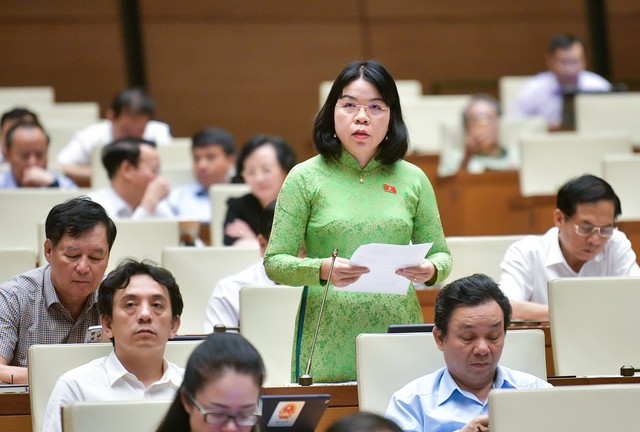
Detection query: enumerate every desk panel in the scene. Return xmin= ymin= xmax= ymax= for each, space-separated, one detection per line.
xmin=263 ymin=385 xmax=358 ymax=432
xmin=7 ymin=375 xmax=640 ymax=432
xmin=435 ymin=171 xmax=525 ymax=236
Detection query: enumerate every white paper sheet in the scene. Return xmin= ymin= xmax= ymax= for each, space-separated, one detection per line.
xmin=340 ymin=242 xmax=432 ymax=295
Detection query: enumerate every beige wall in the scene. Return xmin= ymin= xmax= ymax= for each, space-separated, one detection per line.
xmin=1 ymin=0 xmax=639 ymax=161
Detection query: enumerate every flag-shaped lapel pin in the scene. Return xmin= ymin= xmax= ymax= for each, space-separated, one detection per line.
xmin=383 ymin=184 xmax=397 ymax=194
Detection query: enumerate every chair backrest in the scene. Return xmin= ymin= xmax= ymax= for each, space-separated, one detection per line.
xmin=62 ymin=400 xmax=172 ymax=432
xmin=404 ymin=95 xmax=472 ymax=154
xmin=0 ymin=247 xmax=36 ymax=283
xmin=576 ymin=92 xmax=640 ymax=146
xmin=498 ymin=75 xmax=532 ymax=116
xmin=498 ymin=116 xmax=547 ymax=151
xmin=47 ymin=123 xmax=83 ymax=171
xmin=549 ymin=276 xmax=640 ymax=376
xmin=490 ymin=384 xmax=640 ymax=431
xmin=36 ymin=102 xmax=101 ymax=130
xmin=105 ymin=219 xmax=181 ymax=272
xmin=518 ymin=131 xmax=632 ymax=196
xmin=209 ymin=183 xmax=251 ymax=246
xmin=156 ymin=140 xmax=192 ymax=168
xmin=0 ymin=86 xmax=55 ymax=105
xmin=443 ymin=235 xmax=524 ymax=284
xmin=38 ymin=218 xmax=180 ymax=271
xmin=602 ymin=153 xmax=640 ymax=221
xmin=161 ymin=246 xmax=261 ymax=335
xmin=319 ymin=79 xmax=423 ymax=109
xmin=356 ymin=329 xmax=546 ymax=415
xmin=239 ymin=285 xmax=304 ymax=387
xmin=0 ymin=189 xmax=88 ymax=252
xmin=28 ymin=340 xmax=201 ymax=432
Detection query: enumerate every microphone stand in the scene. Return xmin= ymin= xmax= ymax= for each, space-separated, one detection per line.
xmin=213 ymin=324 xmax=240 ymax=333
xmin=299 ymin=248 xmax=338 ymax=386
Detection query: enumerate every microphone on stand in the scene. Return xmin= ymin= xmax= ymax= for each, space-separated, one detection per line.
xmin=213 ymin=324 xmax=240 ymax=333
xmin=620 ymin=365 xmax=640 ymax=376
xmin=299 ymin=248 xmax=338 ymax=386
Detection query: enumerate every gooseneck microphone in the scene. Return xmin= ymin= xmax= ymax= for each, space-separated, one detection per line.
xmin=213 ymin=324 xmax=240 ymax=333
xmin=299 ymin=248 xmax=339 ymax=386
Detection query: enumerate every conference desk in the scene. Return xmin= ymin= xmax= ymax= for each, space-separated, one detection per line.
xmin=436 ymin=170 xmax=526 ymax=236
xmin=0 ymin=392 xmax=29 ymax=432
xmin=6 ymin=374 xmax=640 ymax=432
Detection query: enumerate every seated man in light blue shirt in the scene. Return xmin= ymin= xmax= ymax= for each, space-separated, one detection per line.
xmin=509 ymin=33 xmax=611 ymax=130
xmin=168 ymin=127 xmax=236 ymax=223
xmin=0 ymin=121 xmax=76 ymax=189
xmin=385 ymin=274 xmax=550 ymax=432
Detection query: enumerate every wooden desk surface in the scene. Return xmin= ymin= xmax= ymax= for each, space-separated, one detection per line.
xmin=7 ymin=374 xmax=640 ymax=432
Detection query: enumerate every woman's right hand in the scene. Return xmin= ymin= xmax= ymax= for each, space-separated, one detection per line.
xmin=320 ymin=257 xmax=369 ymax=287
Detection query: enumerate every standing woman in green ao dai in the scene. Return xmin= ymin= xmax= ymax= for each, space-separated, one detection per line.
xmin=264 ymin=60 xmax=452 ymax=383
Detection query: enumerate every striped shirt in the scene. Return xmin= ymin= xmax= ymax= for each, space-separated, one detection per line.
xmin=0 ymin=265 xmax=99 ymax=367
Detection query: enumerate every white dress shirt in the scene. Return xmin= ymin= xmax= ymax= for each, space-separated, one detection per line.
xmin=499 ymin=227 xmax=640 ymax=304
xmin=43 ymin=350 xmax=184 ymax=432
xmin=204 ymin=261 xmax=275 ymax=333
xmin=89 ymin=186 xmax=174 ymax=219
xmin=56 ymin=120 xmax=172 ymax=166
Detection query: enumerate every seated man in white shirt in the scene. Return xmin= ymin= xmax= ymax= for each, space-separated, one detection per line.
xmin=56 ymin=88 xmax=172 ymax=185
xmin=0 ymin=121 xmax=76 ymax=189
xmin=168 ymin=126 xmax=236 ymax=223
xmin=204 ymin=201 xmax=305 ymax=332
xmin=89 ymin=137 xmax=174 ymax=219
xmin=385 ymin=274 xmax=551 ymax=432
xmin=499 ymin=174 xmax=640 ymax=321
xmin=43 ymin=259 xmax=184 ymax=432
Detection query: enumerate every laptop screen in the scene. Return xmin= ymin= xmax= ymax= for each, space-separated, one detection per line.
xmin=260 ymin=394 xmax=330 ymax=432
xmin=387 ymin=323 xmax=434 ymax=333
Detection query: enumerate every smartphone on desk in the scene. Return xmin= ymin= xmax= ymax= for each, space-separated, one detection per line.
xmin=84 ymin=325 xmax=106 ymax=343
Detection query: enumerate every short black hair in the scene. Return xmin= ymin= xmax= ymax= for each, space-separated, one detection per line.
xmin=101 ymin=136 xmax=157 ymax=179
xmin=327 ymin=412 xmax=402 ymax=432
xmin=232 ymin=134 xmax=296 ymax=183
xmin=97 ymin=258 xmax=183 ymax=319
xmin=434 ymin=274 xmax=512 ymax=337
xmin=313 ymin=59 xmax=409 ymax=165
xmin=191 ymin=127 xmax=236 ymax=155
xmin=45 ymin=196 xmax=117 ymax=249
xmin=5 ymin=120 xmax=50 ymax=151
xmin=548 ymin=33 xmax=583 ymax=53
xmin=557 ymin=174 xmax=621 ymax=219
xmin=111 ymin=88 xmax=155 ymax=118
xmin=1 ymin=107 xmax=39 ymax=130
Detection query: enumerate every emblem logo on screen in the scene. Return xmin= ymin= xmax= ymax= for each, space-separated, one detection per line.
xmin=267 ymin=401 xmax=306 ymax=427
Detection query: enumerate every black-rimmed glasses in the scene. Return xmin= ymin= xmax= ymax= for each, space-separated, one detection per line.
xmin=187 ymin=393 xmax=261 ymax=426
